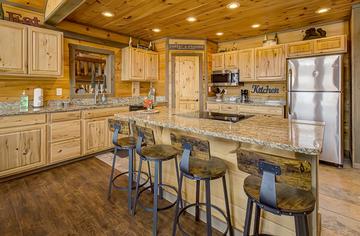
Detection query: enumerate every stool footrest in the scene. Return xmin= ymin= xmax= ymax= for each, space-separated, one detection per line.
xmin=137 ymin=184 xmax=178 ymax=212
xmin=112 ymin=171 xmax=150 ymax=191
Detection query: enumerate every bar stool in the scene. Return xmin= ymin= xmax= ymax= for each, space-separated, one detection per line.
xmin=107 ymin=119 xmax=152 ymax=213
xmin=132 ymin=125 xmax=181 ymax=236
xmin=171 ymin=133 xmax=233 ymax=236
xmin=242 ymin=161 xmax=315 ymax=236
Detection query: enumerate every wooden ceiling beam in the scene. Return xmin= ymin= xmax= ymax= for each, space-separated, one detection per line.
xmin=45 ymin=0 xmax=86 ymax=25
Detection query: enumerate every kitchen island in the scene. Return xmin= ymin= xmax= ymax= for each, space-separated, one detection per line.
xmin=113 ymin=107 xmax=324 ymax=236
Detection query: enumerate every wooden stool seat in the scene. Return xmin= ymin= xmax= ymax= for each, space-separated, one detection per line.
xmin=186 ymin=156 xmax=227 ymax=180
xmin=244 ymin=175 xmax=315 ymax=215
xmin=116 ymin=137 xmax=137 ymax=149
xmin=140 ymin=144 xmax=179 ymax=161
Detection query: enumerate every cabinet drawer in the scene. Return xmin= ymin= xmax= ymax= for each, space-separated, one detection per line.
xmin=314 ymin=35 xmax=347 ymax=54
xmin=0 ymin=114 xmax=46 ymax=129
xmin=238 ymin=105 xmax=284 ymax=116
xmin=220 ymin=104 xmax=238 ymax=114
xmin=206 ymin=103 xmax=220 ymax=112
xmin=50 ymin=120 xmax=80 ymax=142
xmin=50 ymin=139 xmax=81 ymax=164
xmin=286 ymin=41 xmax=314 ymax=58
xmin=49 ymin=111 xmax=81 ymax=122
xmin=82 ymin=107 xmax=129 ymax=119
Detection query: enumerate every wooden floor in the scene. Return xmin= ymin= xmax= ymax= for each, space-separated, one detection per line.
xmin=0 ymin=157 xmax=222 ymax=236
xmin=1 ymin=156 xmax=360 ymax=236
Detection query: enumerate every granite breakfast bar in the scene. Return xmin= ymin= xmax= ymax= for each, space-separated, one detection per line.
xmin=112 ymin=107 xmax=325 ymax=236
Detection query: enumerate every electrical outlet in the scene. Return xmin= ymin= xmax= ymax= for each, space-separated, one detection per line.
xmin=56 ymin=88 xmax=62 ymax=96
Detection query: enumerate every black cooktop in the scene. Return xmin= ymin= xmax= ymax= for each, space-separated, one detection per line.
xmin=177 ymin=111 xmax=250 ymax=123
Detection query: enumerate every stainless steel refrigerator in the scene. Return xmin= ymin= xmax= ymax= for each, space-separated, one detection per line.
xmin=287 ymin=55 xmax=343 ymax=166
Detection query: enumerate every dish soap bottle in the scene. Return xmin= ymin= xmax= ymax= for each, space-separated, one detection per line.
xmin=20 ymin=90 xmax=29 ymax=112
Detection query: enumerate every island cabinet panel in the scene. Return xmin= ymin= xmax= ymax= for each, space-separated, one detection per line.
xmin=286 ymin=41 xmax=314 ymax=58
xmin=145 ymin=51 xmax=158 ymax=81
xmin=0 ymin=20 xmax=27 ymax=75
xmin=314 ymin=35 xmax=347 ymax=54
xmin=255 ymin=45 xmax=285 ymax=81
xmin=0 ymin=125 xmax=46 ymax=178
xmin=212 ymin=53 xmax=224 ymax=71
xmin=206 ymin=103 xmax=221 ymax=112
xmin=220 ymin=104 xmax=238 ymax=113
xmin=224 ymin=51 xmax=238 ymax=70
xmin=238 ymin=49 xmax=255 ymax=81
xmin=28 ymin=27 xmax=63 ymax=77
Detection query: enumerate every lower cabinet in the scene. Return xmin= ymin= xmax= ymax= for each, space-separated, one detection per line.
xmin=50 ymin=139 xmax=81 ymax=163
xmin=82 ymin=118 xmax=108 ymax=155
xmin=206 ymin=102 xmax=285 ymax=117
xmin=0 ymin=125 xmax=46 ymax=177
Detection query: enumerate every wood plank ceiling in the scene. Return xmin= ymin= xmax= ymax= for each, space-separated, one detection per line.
xmin=67 ymin=0 xmax=359 ymax=42
xmin=4 ymin=0 xmax=47 ymax=13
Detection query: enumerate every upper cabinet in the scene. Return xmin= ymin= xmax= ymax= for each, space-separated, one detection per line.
xmin=286 ymin=41 xmax=314 ymax=58
xmin=0 ymin=20 xmax=27 ymax=75
xmin=0 ymin=20 xmax=63 ymax=77
xmin=28 ymin=27 xmax=63 ymax=77
xmin=212 ymin=53 xmax=224 ymax=71
xmin=314 ymin=35 xmax=347 ymax=54
xmin=122 ymin=47 xmax=159 ymax=81
xmin=238 ymin=49 xmax=255 ymax=81
xmin=224 ymin=51 xmax=238 ymax=70
xmin=255 ymin=45 xmax=285 ymax=81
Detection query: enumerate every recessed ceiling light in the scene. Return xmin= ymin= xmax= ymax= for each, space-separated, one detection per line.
xmin=102 ymin=11 xmax=114 ymax=17
xmin=251 ymin=23 xmax=261 ymax=28
xmin=316 ymin=8 xmax=330 ymax=14
xmin=186 ymin=16 xmax=197 ymax=22
xmin=226 ymin=2 xmax=240 ymax=9
xmin=152 ymin=28 xmax=161 ymax=33
xmin=216 ymin=32 xmax=224 ymax=36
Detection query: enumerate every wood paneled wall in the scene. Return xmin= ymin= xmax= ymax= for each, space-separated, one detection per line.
xmin=153 ymin=38 xmax=167 ymax=97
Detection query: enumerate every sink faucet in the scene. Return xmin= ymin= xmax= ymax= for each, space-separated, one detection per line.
xmin=94 ymin=90 xmax=99 ymax=104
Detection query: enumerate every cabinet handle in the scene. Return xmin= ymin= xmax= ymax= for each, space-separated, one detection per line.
xmin=58 ymin=149 xmax=63 ymax=153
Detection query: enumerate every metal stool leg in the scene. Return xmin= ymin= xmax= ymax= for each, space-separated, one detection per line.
xmin=253 ymin=205 xmax=261 ymax=236
xmin=174 ymin=157 xmax=183 ymax=208
xmin=127 ymin=148 xmax=134 ymax=212
xmin=172 ymin=172 xmax=184 ymax=236
xmin=243 ymin=198 xmax=253 ymax=236
xmin=195 ymin=180 xmax=200 ymax=221
xmin=159 ymin=161 xmax=163 ymax=199
xmin=107 ymin=147 xmax=118 ymax=199
xmin=152 ymin=160 xmax=160 ymax=236
xmin=205 ymin=179 xmax=212 ymax=236
xmin=295 ymin=215 xmax=309 ymax=236
xmin=147 ymin=160 xmax=153 ymax=192
xmin=132 ymin=157 xmax=143 ymax=216
xmin=222 ymin=176 xmax=233 ymax=236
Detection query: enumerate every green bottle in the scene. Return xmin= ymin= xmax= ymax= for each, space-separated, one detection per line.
xmin=20 ymin=90 xmax=29 ymax=112
xmin=0 ymin=3 xmax=4 ymax=20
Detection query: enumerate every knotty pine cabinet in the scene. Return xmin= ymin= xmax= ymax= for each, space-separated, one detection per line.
xmin=212 ymin=53 xmax=224 ymax=71
xmin=238 ymin=49 xmax=255 ymax=81
xmin=206 ymin=102 xmax=285 ymax=117
xmin=0 ymin=124 xmax=46 ymax=178
xmin=0 ymin=20 xmax=27 ymax=75
xmin=224 ymin=51 xmax=238 ymax=70
xmin=286 ymin=41 xmax=314 ymax=58
xmin=0 ymin=20 xmax=63 ymax=77
xmin=122 ymin=47 xmax=159 ymax=81
xmin=255 ymin=45 xmax=285 ymax=81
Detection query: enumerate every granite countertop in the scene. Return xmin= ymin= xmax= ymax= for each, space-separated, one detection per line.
xmin=114 ymin=108 xmax=324 ymax=155
xmin=207 ymin=97 xmax=286 ymax=107
xmin=0 ymin=97 xmax=167 ymax=117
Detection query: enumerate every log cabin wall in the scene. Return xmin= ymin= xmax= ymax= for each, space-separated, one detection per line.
xmin=218 ymin=21 xmax=351 ymax=156
xmin=0 ymin=4 xmax=156 ymax=102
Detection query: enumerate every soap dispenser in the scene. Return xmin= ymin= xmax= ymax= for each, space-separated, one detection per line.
xmin=20 ymin=90 xmax=29 ymax=112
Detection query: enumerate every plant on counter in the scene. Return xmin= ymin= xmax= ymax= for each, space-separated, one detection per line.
xmin=144 ymin=97 xmax=154 ymax=110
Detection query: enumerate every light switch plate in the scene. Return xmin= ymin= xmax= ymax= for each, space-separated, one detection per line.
xmin=56 ymin=88 xmax=62 ymax=96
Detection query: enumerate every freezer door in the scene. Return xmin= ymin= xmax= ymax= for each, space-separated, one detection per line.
xmin=288 ymin=55 xmax=342 ymax=92
xmin=288 ymin=91 xmax=343 ymax=165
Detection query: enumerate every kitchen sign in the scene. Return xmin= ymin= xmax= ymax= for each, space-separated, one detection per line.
xmin=168 ymin=44 xmax=205 ymax=50
xmin=251 ymin=85 xmax=280 ymax=94
xmin=5 ymin=11 xmax=41 ymax=26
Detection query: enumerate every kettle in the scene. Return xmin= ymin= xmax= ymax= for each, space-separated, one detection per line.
xmin=33 ymin=88 xmax=43 ymax=107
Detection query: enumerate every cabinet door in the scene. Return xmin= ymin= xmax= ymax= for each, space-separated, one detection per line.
xmin=224 ymin=51 xmax=239 ymax=69
xmin=286 ymin=41 xmax=314 ymax=58
xmin=212 ymin=53 xmax=224 ymax=71
xmin=145 ymin=52 xmax=158 ymax=81
xmin=131 ymin=48 xmax=145 ymax=80
xmin=0 ymin=20 xmax=27 ymax=75
xmin=255 ymin=45 xmax=285 ymax=81
xmin=238 ymin=49 xmax=255 ymax=81
xmin=314 ymin=35 xmax=347 ymax=54
xmin=83 ymin=118 xmax=107 ymax=154
xmin=28 ymin=27 xmax=63 ymax=76
xmin=0 ymin=125 xmax=46 ymax=177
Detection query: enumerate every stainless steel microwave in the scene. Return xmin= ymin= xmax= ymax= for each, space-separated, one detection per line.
xmin=210 ymin=69 xmax=239 ymax=86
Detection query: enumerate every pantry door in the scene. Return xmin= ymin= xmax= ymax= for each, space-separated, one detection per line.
xmin=174 ymin=56 xmax=201 ymax=112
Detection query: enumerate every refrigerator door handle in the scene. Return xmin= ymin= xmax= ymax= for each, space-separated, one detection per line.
xmin=288 ymin=69 xmax=292 ymax=115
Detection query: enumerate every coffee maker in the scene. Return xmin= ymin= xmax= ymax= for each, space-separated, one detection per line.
xmin=240 ymin=89 xmax=249 ymax=103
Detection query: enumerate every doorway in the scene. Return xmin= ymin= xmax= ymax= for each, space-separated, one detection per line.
xmin=171 ymin=54 xmax=203 ymax=112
